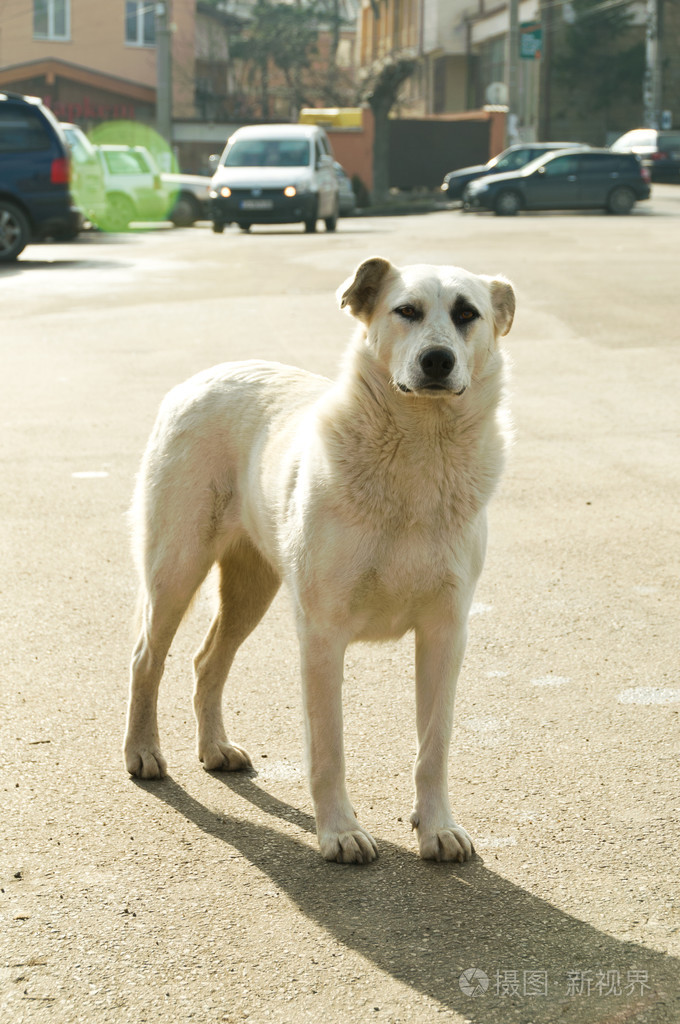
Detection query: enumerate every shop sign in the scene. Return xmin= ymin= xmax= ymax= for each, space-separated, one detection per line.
xmin=520 ymin=23 xmax=542 ymax=60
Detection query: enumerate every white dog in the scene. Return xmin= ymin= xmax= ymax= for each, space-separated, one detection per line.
xmin=124 ymin=257 xmax=515 ymax=864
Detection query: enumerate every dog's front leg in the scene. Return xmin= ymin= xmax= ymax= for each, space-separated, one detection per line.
xmin=410 ymin=620 xmax=475 ymax=862
xmin=299 ymin=629 xmax=378 ymax=864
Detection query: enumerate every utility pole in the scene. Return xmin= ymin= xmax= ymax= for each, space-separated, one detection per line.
xmin=538 ymin=0 xmax=552 ymax=140
xmin=155 ymin=2 xmax=173 ymax=147
xmin=643 ymin=0 xmax=662 ymax=128
xmin=507 ymin=0 xmax=520 ymax=145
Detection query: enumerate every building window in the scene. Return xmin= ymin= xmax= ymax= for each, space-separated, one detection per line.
xmin=478 ymin=36 xmax=506 ymax=98
xmin=33 ymin=0 xmax=70 ymax=41
xmin=125 ymin=1 xmax=156 ymax=47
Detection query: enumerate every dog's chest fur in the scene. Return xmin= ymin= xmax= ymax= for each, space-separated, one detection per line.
xmin=299 ymin=376 xmax=505 ymax=639
xmin=350 ymin=442 xmax=491 ymax=634
xmin=320 ymin=370 xmax=505 ymax=533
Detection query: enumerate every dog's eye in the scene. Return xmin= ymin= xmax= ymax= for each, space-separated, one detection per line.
xmin=395 ymin=305 xmax=420 ymax=321
xmin=453 ymin=307 xmax=479 ymax=325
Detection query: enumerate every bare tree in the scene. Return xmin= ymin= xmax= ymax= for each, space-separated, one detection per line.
xmin=359 ymin=54 xmax=416 ymax=203
xmin=230 ymin=0 xmax=319 ymax=119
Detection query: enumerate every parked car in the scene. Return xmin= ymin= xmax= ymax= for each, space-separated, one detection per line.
xmin=210 ymin=123 xmax=340 ymax=233
xmin=610 ymin=128 xmax=680 ymax=183
xmin=463 ymin=148 xmax=650 ymax=216
xmin=162 ymin=171 xmax=212 ymax=226
xmin=440 ymin=142 xmax=584 ymax=201
xmin=97 ymin=144 xmax=167 ymax=229
xmin=60 ymin=122 xmax=107 ymax=227
xmin=0 ymin=91 xmax=80 ymax=261
xmin=96 ymin=144 xmax=212 ymax=230
xmin=333 ymin=161 xmax=356 ymax=216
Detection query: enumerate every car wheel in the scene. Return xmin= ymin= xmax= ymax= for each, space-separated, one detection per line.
xmin=494 ymin=190 xmax=521 ymax=216
xmin=325 ymin=200 xmax=339 ymax=233
xmin=238 ymin=223 xmax=251 ymax=233
xmin=607 ymin=187 xmax=635 ymax=215
xmin=170 ymin=193 xmax=200 ymax=227
xmin=212 ymin=221 xmax=225 ymax=234
xmin=0 ymin=200 xmax=30 ymax=262
xmin=102 ymin=194 xmax=135 ymax=232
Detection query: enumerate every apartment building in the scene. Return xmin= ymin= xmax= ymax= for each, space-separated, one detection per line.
xmin=0 ymin=1 xmax=361 ymax=138
xmin=358 ymin=0 xmax=542 ymax=138
xmin=468 ymin=0 xmax=540 ymax=139
xmin=0 ymin=1 xmax=201 ymax=125
xmin=358 ymin=0 xmax=480 ymax=116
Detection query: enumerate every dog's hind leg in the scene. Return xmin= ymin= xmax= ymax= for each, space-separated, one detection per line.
xmin=124 ymin=552 xmax=214 ymax=780
xmin=193 ymin=536 xmax=280 ymax=771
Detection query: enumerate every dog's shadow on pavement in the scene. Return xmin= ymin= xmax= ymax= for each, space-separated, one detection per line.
xmin=135 ymin=773 xmax=679 ymax=1023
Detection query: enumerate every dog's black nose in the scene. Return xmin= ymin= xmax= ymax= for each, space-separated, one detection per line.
xmin=419 ymin=347 xmax=455 ymax=381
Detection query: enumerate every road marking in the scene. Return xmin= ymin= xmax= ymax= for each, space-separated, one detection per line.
xmin=71 ymin=471 xmax=109 ymax=479
xmin=257 ymin=760 xmax=302 ymax=781
xmin=470 ymin=602 xmax=493 ymax=616
xmin=532 ymin=675 xmax=570 ymax=687
xmin=618 ymin=687 xmax=680 ymax=705
xmin=476 ymin=835 xmax=517 ymax=849
xmin=462 ymin=715 xmax=505 ymax=746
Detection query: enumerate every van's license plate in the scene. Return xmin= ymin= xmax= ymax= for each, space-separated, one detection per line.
xmin=241 ymin=199 xmax=273 ymax=210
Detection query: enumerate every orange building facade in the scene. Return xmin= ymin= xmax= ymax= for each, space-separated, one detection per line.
xmin=0 ymin=0 xmax=197 ymax=125
xmin=359 ymin=0 xmax=420 ymax=61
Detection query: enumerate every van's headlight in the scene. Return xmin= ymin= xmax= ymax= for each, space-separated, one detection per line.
xmin=209 ymin=189 xmax=218 ymax=198
xmin=283 ymin=185 xmax=297 ymax=198
xmin=219 ymin=186 xmax=232 ymax=198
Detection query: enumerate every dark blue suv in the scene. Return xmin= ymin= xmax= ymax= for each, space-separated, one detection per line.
xmin=0 ymin=92 xmax=81 ymax=261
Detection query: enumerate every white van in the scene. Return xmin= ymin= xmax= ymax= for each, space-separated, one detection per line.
xmin=209 ymin=123 xmax=340 ymax=233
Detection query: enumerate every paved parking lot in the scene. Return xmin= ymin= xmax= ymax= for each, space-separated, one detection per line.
xmin=1 ymin=187 xmax=679 ymax=1023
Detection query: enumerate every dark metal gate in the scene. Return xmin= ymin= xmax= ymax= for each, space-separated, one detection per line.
xmin=388 ymin=119 xmax=491 ymax=190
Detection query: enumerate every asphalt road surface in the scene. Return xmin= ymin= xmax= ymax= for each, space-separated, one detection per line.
xmin=2 ymin=189 xmax=679 ymax=1024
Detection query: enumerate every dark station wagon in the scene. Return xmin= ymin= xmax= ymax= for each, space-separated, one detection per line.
xmin=463 ymin=148 xmax=651 ymax=216
xmin=440 ymin=142 xmax=582 ymax=201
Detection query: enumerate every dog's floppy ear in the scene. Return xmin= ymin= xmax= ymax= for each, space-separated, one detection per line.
xmin=338 ymin=257 xmax=394 ymax=323
xmin=488 ymin=276 xmax=515 ymax=337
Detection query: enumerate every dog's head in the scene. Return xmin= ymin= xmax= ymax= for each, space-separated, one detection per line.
xmin=338 ymin=257 xmax=514 ymax=399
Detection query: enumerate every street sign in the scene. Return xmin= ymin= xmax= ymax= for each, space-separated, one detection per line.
xmin=520 ymin=22 xmax=542 ymax=60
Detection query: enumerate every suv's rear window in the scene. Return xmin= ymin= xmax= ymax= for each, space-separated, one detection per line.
xmin=0 ymin=106 xmax=51 ymax=152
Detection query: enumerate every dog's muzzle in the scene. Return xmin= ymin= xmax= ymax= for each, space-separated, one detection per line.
xmin=397 ymin=347 xmax=466 ymax=396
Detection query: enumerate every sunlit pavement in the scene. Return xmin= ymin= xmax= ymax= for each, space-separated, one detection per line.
xmin=1 ymin=193 xmax=679 ymax=1024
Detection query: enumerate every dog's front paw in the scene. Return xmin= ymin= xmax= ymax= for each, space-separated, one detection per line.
xmin=124 ymin=743 xmax=168 ymax=780
xmin=319 ymin=826 xmax=378 ymax=865
xmin=410 ymin=813 xmax=474 ymax=863
xmin=199 ymin=740 xmax=252 ymax=772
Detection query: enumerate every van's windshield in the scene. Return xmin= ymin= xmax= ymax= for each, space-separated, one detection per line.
xmin=224 ymin=139 xmax=311 ymax=168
